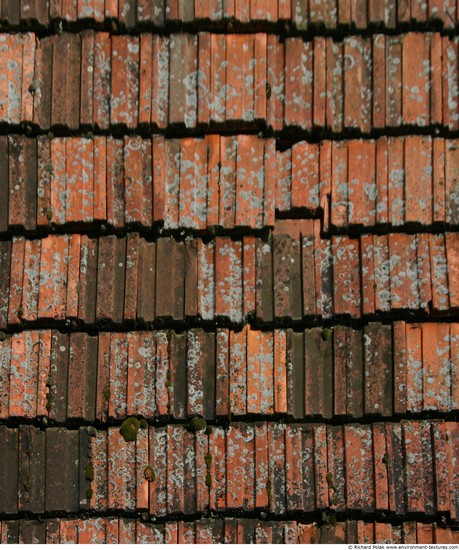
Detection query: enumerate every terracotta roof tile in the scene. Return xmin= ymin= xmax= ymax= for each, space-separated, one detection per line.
xmin=2 ymin=32 xmax=459 ymax=131
xmin=0 ymin=516 xmax=457 ymax=543
xmin=1 ymin=322 xmax=457 ymax=426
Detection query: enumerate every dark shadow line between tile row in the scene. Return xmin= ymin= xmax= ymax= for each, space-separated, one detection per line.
xmin=0 ymin=18 xmax=458 ymax=39
xmin=2 ymin=310 xmax=459 ymax=336
xmin=1 ymin=121 xmax=459 ymax=142
xmin=1 ymin=410 xmax=458 ymax=433
xmin=0 ymin=503 xmax=457 ymax=530
xmin=0 ymin=220 xmax=458 ymax=242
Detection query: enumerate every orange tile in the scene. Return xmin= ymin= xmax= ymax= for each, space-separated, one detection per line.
xmin=229 ymin=327 xmax=247 ymax=416
xmin=93 ymin=32 xmax=111 ymax=130
xmin=403 ymin=421 xmax=425 ymax=513
xmin=225 ymin=424 xmax=245 ymax=510
xmin=8 ymin=237 xmax=24 ymax=325
xmin=226 ymin=35 xmax=254 ymax=122
xmin=312 ymin=425 xmax=329 ymax=510
xmin=110 ymin=35 xmax=139 ymax=127
xmin=21 ymin=239 xmax=40 ymax=322
xmin=442 ymin=37 xmax=459 ymax=130
xmin=208 ymin=34 xmax=226 ymax=124
xmin=108 ymin=333 xmax=128 ymax=419
xmin=393 ymin=321 xmax=407 ymax=415
xmin=385 ymin=36 xmax=402 ymax=127
xmin=209 ymin=427 xmax=226 ymax=511
xmin=372 ymin=35 xmax=386 ymax=128
xmin=285 ymin=425 xmax=304 ymax=512
xmin=126 ymin=332 xmax=155 ymax=418
xmin=78 ymin=519 xmax=106 ymax=544
xmin=215 ymin=238 xmax=242 ymax=321
xmin=372 ymin=424 xmax=389 ymax=511
xmin=138 ymin=33 xmax=152 ymax=125
xmin=432 ymin=422 xmax=451 ymax=514
xmin=291 ymin=142 xmax=319 ymax=211
xmin=179 ymin=138 xmax=208 ymax=230
xmin=66 ymin=138 xmax=94 ymax=224
xmin=135 ymin=426 xmax=149 ymax=511
xmin=266 ymin=35 xmax=284 ymax=131
xmin=80 ymin=31 xmax=94 ymax=126
xmin=285 ymin=38 xmax=312 ymax=129
xmin=167 ymin=425 xmax=185 ymax=514
xmin=429 ymin=234 xmax=449 ymax=311
xmin=330 ymin=141 xmax=348 ymax=229
xmin=332 ymin=236 xmax=361 ymax=317
xmin=108 ymin=427 xmax=136 ymax=511
xmin=344 ymin=425 xmax=374 ymax=512
xmin=254 ymin=33 xmax=267 ymax=121
xmin=402 ymin=33 xmax=430 ymax=126
xmin=169 ymin=34 xmax=197 ymax=127
xmin=148 ymin=426 xmax=167 ymax=517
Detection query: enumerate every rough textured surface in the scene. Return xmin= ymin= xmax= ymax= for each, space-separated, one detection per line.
xmin=0 ymin=0 xmax=458 ymax=543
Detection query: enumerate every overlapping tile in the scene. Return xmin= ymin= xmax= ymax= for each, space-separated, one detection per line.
xmin=0 ymin=323 xmax=457 ymax=423
xmin=1 ymin=135 xmax=458 ymax=235
xmin=0 ymin=421 xmax=458 ymax=518
xmin=1 ymin=0 xmax=458 ymax=29
xmin=0 ymin=32 xmax=458 ymax=131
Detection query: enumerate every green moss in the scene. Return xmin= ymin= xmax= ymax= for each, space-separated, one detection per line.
xmin=205 ymin=425 xmax=213 ymax=436
xmin=144 ymin=465 xmax=156 ymax=482
xmin=45 ymin=393 xmax=53 ymax=412
xmin=120 ymin=417 xmax=140 ymax=442
xmin=205 ymin=453 xmax=213 ymax=468
xmin=139 ymin=419 xmax=148 ymax=430
xmin=382 ymin=453 xmax=389 ymax=465
xmin=205 ymin=473 xmax=212 ymax=487
xmin=17 ymin=306 xmax=24 ymax=319
xmin=87 ymin=426 xmax=97 ymax=437
xmin=227 ymin=397 xmax=232 ymax=423
xmin=166 ymin=330 xmax=173 ymax=344
xmin=103 ymin=387 xmax=111 ymax=401
xmin=266 ymin=478 xmax=272 ymax=501
xmin=190 ymin=416 xmax=207 ymax=432
xmin=23 ymin=471 xmax=32 ymax=492
xmin=266 ymin=82 xmax=271 ymax=99
xmin=321 ymin=328 xmax=332 ymax=341
xmin=86 ymin=487 xmax=93 ymax=500
xmin=326 ymin=472 xmax=335 ymax=490
xmin=322 ymin=510 xmax=337 ymax=527
xmin=46 ymin=208 xmax=53 ymax=222
xmin=165 ymin=380 xmax=171 ymax=388
xmin=0 ymin=331 xmax=5 ymax=342
xmin=86 ymin=463 xmax=94 ymax=482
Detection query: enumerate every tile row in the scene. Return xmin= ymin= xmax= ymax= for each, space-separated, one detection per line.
xmin=0 ymin=421 xmax=457 ymax=517
xmin=0 ymin=134 xmax=275 ymax=233
xmin=1 ymin=32 xmax=458 ymax=131
xmin=2 ymin=135 xmax=459 ymax=234
xmin=2 ymin=0 xmax=459 ymax=29
xmin=1 ymin=228 xmax=458 ymax=328
xmin=1 ymin=518 xmax=458 ymax=545
xmin=1 ymin=323 xmax=458 ymax=423
xmin=278 ymin=136 xmax=459 ymax=230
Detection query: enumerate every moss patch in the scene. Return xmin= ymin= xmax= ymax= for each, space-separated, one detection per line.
xmin=144 ymin=465 xmax=156 ymax=482
xmin=86 ymin=463 xmax=94 ymax=482
xmin=86 ymin=487 xmax=93 ymax=500
xmin=205 ymin=453 xmax=213 ymax=468
xmin=205 ymin=473 xmax=212 ymax=487
xmin=190 ymin=416 xmax=207 ymax=432
xmin=139 ymin=419 xmax=148 ymax=430
xmin=321 ymin=328 xmax=332 ymax=341
xmin=120 ymin=417 xmax=140 ymax=442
